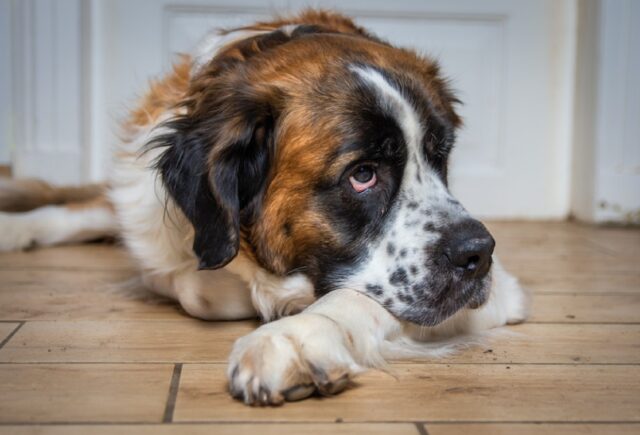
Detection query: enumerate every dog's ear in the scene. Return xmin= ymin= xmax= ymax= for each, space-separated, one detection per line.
xmin=153 ymin=82 xmax=278 ymax=270
xmin=151 ymin=26 xmax=338 ymax=269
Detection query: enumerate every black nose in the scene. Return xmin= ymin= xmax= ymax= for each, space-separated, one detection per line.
xmin=444 ymin=219 xmax=495 ymax=275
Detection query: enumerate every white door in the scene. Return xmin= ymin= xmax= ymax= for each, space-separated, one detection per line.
xmin=88 ymin=0 xmax=576 ymax=219
xmin=8 ymin=0 xmax=577 ymax=219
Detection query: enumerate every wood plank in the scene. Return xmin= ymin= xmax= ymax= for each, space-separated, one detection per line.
xmin=486 ymin=223 xmax=640 ymax=294
xmin=2 ymin=423 xmax=637 ymax=435
xmin=426 ymin=423 xmax=640 ymax=435
xmin=493 ymin=239 xmax=606 ymax=258
xmin=530 ymin=294 xmax=640 ymax=323
xmin=487 ymin=221 xmax=639 ymax=276
xmin=0 ymin=320 xmax=255 ymax=363
xmin=0 ymin=364 xmax=173 ymax=423
xmin=490 ymin=226 xmax=618 ymax=259
xmin=486 ymin=221 xmax=640 ymax=246
xmin=0 ymin=423 xmax=419 ymax=435
xmin=586 ymin=230 xmax=640 ymax=257
xmin=502 ymin=256 xmax=638 ymax=277
xmin=175 ymin=364 xmax=640 ymax=422
xmin=0 ymin=269 xmax=182 ymax=321
xmin=520 ymin=272 xmax=640 ymax=294
xmin=0 ymin=245 xmax=134 ymax=271
xmin=485 ymin=221 xmax=590 ymax=239
xmin=1 ymin=267 xmax=638 ymax=325
xmin=2 ymin=321 xmax=638 ymax=365
xmin=0 ymin=222 xmax=637 ymax=428
xmin=0 ymin=323 xmax=20 ymax=346
xmin=434 ymin=323 xmax=640 ymax=364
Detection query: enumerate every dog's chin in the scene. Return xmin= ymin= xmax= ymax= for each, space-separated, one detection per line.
xmin=397 ymin=273 xmax=492 ymax=327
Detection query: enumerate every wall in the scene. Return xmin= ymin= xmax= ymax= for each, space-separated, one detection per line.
xmin=9 ymin=0 xmax=87 ymax=183
xmin=3 ymin=0 xmax=637 ymax=222
xmin=571 ymin=0 xmax=640 ymax=223
xmin=0 ymin=0 xmax=13 ymax=165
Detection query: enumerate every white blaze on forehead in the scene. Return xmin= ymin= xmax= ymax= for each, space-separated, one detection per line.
xmin=350 ymin=65 xmax=439 ymax=193
xmin=351 ymin=66 xmax=424 ymax=153
xmin=343 ymin=65 xmax=467 ymax=317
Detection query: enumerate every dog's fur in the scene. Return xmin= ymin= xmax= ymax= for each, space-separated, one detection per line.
xmin=0 ymin=10 xmax=528 ymax=405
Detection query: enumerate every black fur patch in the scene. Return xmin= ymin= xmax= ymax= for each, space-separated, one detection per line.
xmin=423 ymin=222 xmax=436 ymax=232
xmin=389 ymin=268 xmax=409 ymax=286
xmin=386 ymin=243 xmax=396 ymax=256
xmin=366 ymin=284 xmax=384 ymax=296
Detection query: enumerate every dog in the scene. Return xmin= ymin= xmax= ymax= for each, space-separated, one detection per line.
xmin=0 ymin=10 xmax=528 ymax=405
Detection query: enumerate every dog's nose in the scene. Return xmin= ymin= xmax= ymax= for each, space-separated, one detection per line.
xmin=444 ymin=219 xmax=495 ymax=275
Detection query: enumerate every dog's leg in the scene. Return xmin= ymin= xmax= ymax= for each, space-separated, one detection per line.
xmin=0 ymin=178 xmax=105 ymax=212
xmin=227 ymin=262 xmax=530 ymax=406
xmin=166 ymin=269 xmax=257 ymax=320
xmin=0 ymin=197 xmax=117 ymax=251
xmin=227 ymin=289 xmax=401 ymax=405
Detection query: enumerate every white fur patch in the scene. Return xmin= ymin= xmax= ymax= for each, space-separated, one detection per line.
xmin=352 ymin=66 xmax=423 ymax=146
xmin=0 ymin=206 xmax=116 ymax=252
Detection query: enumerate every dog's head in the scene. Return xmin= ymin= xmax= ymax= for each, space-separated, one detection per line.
xmin=154 ymin=15 xmax=495 ymax=326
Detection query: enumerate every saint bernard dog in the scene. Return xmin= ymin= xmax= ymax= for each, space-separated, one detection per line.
xmin=0 ymin=10 xmax=528 ymax=405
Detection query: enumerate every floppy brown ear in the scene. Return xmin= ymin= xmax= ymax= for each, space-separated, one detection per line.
xmin=152 ymin=83 xmax=277 ymax=270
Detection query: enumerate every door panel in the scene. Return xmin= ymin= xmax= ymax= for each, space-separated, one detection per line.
xmin=89 ymin=0 xmax=575 ymax=218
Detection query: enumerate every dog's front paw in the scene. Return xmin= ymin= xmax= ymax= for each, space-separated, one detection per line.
xmin=505 ymin=282 xmax=530 ymax=325
xmin=227 ymin=314 xmax=361 ymax=406
xmin=492 ymin=258 xmax=530 ymax=325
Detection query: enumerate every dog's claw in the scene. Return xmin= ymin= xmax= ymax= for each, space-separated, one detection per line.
xmin=258 ymin=386 xmax=270 ymax=405
xmin=318 ymin=373 xmax=350 ymax=395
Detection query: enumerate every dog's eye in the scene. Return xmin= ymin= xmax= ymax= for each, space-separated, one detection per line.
xmin=349 ymin=165 xmax=377 ymax=192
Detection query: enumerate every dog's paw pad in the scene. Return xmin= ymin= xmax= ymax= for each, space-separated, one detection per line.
xmin=282 ymin=383 xmax=315 ymax=401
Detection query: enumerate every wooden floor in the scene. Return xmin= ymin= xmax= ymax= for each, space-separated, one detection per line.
xmin=0 ymin=221 xmax=638 ymax=434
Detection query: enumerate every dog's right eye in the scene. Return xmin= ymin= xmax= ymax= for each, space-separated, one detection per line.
xmin=349 ymin=164 xmax=377 ymax=193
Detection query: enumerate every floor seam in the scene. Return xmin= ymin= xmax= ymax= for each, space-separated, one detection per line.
xmin=0 ymin=321 xmax=25 ymax=350
xmin=415 ymin=421 xmax=430 ymax=435
xmin=0 ymin=420 xmax=638 ymax=426
xmin=0 ymin=362 xmax=638 ymax=366
xmin=162 ymin=363 xmax=183 ymax=423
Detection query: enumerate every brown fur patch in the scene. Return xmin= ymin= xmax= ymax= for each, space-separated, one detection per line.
xmin=0 ymin=178 xmax=106 ymax=212
xmin=64 ymin=195 xmax=114 ymax=213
